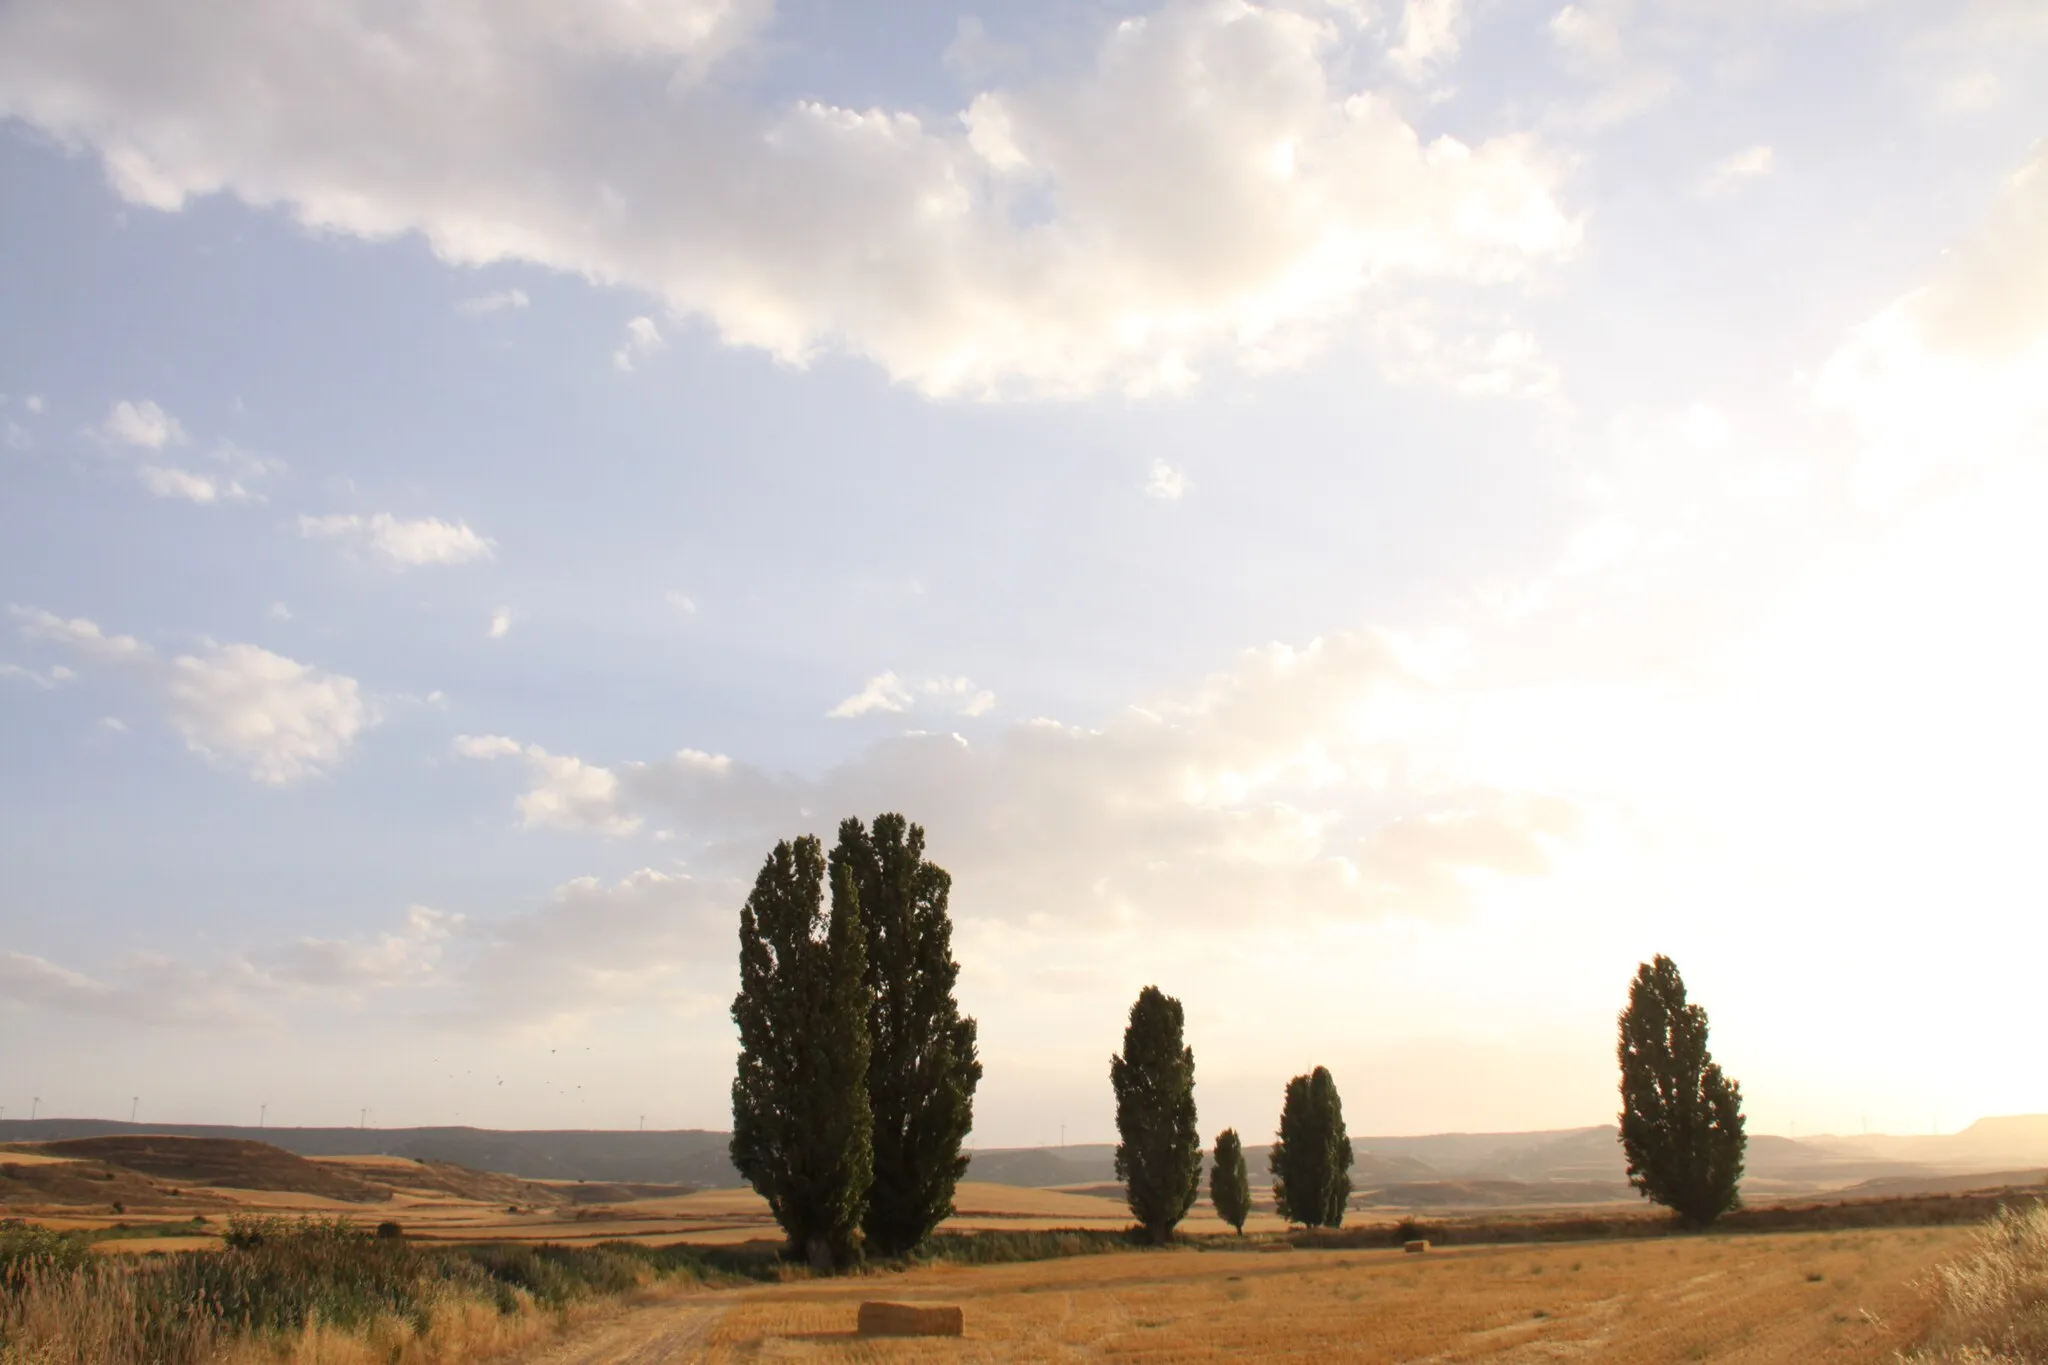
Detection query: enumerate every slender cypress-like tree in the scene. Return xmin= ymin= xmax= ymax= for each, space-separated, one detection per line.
xmin=1110 ymin=986 xmax=1202 ymax=1244
xmin=1269 ymin=1066 xmax=1353 ymax=1228
xmin=1209 ymin=1129 xmax=1250 ymax=1235
xmin=730 ymin=837 xmax=874 ymax=1270
xmin=831 ymin=814 xmax=982 ymax=1256
xmin=1616 ymin=954 xmax=1747 ymax=1229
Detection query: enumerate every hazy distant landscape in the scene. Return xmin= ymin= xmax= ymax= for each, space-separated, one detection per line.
xmin=10 ymin=1113 xmax=2048 ymax=1205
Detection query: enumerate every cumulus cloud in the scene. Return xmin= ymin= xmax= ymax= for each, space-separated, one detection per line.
xmin=138 ymin=464 xmax=252 ymax=503
xmin=99 ymin=398 xmax=183 ymax=449
xmin=1145 ymin=459 xmax=1190 ymax=500
xmin=299 ymin=512 xmax=494 ymax=567
xmin=612 ymin=316 xmax=664 ymax=372
xmin=828 ymin=671 xmax=997 ymax=719
xmin=459 ymin=632 xmax=1579 ymax=931
xmin=0 ymin=949 xmax=263 ymax=1025
xmin=452 ymin=735 xmax=644 ymax=834
xmin=254 ymin=906 xmax=458 ymax=997
xmin=0 ymin=0 xmax=1576 ymax=399
xmin=1388 ymin=0 xmax=1465 ymax=79
xmin=0 ymin=661 xmax=74 ymax=688
xmin=457 ymin=287 xmax=530 ymax=314
xmin=489 ymin=608 xmax=513 ymax=639
xmin=11 ymin=606 xmax=376 ymax=783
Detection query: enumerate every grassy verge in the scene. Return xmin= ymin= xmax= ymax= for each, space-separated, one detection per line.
xmin=0 ymin=1216 xmax=776 ymax=1365
xmin=1901 ymin=1200 xmax=2048 ymax=1363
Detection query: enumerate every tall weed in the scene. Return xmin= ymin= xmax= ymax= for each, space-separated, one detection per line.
xmin=1903 ymin=1201 xmax=2048 ymax=1364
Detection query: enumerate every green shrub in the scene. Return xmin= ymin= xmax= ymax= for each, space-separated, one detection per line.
xmin=0 ymin=1219 xmax=94 ymax=1288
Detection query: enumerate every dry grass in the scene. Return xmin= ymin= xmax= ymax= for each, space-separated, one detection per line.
xmin=1903 ymin=1201 xmax=2048 ymax=1364
xmin=518 ymin=1224 xmax=1969 ymax=1362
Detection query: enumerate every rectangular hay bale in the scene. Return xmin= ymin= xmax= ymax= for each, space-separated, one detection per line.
xmin=1404 ymin=1239 xmax=1431 ymax=1253
xmin=858 ymin=1301 xmax=964 ymax=1337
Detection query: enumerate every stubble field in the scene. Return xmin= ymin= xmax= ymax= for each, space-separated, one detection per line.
xmin=519 ymin=1225 xmax=1971 ymax=1363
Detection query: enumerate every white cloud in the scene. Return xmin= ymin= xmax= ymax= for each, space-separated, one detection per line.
xmin=457 ymin=287 xmax=530 ymax=314
xmin=1388 ymin=0 xmax=1464 ymax=79
xmin=0 ymin=661 xmax=74 ymax=688
xmin=1696 ymin=144 xmax=1774 ymax=198
xmin=465 ymin=632 xmax=1579 ymax=934
xmin=0 ymin=0 xmax=1577 ymax=399
xmin=452 ymin=734 xmax=643 ymax=834
xmin=99 ymin=398 xmax=183 ymax=449
xmin=161 ymin=644 xmax=375 ymax=785
xmin=489 ymin=608 xmax=512 ymax=639
xmin=453 ymin=733 xmax=523 ymax=759
xmin=11 ymin=606 xmax=376 ymax=784
xmin=299 ymin=512 xmax=495 ymax=567
xmin=1145 ymin=458 xmax=1190 ymax=500
xmin=612 ymin=316 xmax=663 ymax=372
xmin=0 ymin=950 xmax=256 ymax=1025
xmin=268 ymin=602 xmax=293 ymax=621
xmin=99 ymin=715 xmax=126 ymax=731
xmin=827 ymin=671 xmax=915 ymax=718
xmin=828 ymin=671 xmax=997 ymax=719
xmin=24 ymin=395 xmax=44 ymax=414
xmin=138 ymin=464 xmax=251 ymax=503
xmin=14 ymin=606 xmax=151 ymax=663
xmin=666 ymin=590 xmax=698 ymax=616
xmin=255 ymin=906 xmax=457 ymax=997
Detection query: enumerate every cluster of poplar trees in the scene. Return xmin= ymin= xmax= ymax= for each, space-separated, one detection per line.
xmin=728 ymin=815 xmax=981 ymax=1269
xmin=731 ymin=814 xmax=1748 ymax=1268
xmin=1107 ymin=985 xmax=1355 ymax=1242
xmin=1107 ymin=954 xmax=1747 ymax=1243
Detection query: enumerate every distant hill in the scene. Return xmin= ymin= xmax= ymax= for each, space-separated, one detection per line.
xmin=8 ymin=1115 xmax=2044 ymax=1191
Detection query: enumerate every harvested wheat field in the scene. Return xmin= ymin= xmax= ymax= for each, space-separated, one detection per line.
xmin=518 ymin=1225 xmax=1971 ymax=1363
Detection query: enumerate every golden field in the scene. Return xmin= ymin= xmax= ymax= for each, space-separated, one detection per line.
xmin=519 ymin=1226 xmax=1975 ymax=1363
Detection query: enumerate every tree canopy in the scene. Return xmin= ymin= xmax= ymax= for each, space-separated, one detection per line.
xmin=1111 ymin=985 xmax=1202 ymax=1244
xmin=1270 ymin=1066 xmax=1352 ymax=1229
xmin=1617 ymin=954 xmax=1747 ymax=1228
xmin=729 ymin=837 xmax=874 ymax=1269
xmin=1209 ymin=1128 xmax=1250 ymax=1235
xmin=831 ymin=814 xmax=982 ymax=1256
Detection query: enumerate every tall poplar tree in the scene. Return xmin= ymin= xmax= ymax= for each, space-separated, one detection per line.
xmin=730 ymin=837 xmax=873 ymax=1270
xmin=1269 ymin=1066 xmax=1352 ymax=1229
xmin=831 ymin=814 xmax=982 ymax=1256
xmin=1110 ymin=985 xmax=1202 ymax=1244
xmin=1616 ymin=954 xmax=1746 ymax=1228
xmin=1209 ymin=1128 xmax=1250 ymax=1235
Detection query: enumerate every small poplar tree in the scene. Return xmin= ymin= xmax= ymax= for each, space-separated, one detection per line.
xmin=1209 ymin=1129 xmax=1250 ymax=1235
xmin=1111 ymin=986 xmax=1202 ymax=1244
xmin=831 ymin=814 xmax=982 ymax=1257
xmin=1269 ymin=1066 xmax=1353 ymax=1229
xmin=730 ymin=837 xmax=873 ymax=1270
xmin=1617 ymin=954 xmax=1747 ymax=1229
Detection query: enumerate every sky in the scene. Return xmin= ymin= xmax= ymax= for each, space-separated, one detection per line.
xmin=1 ymin=0 xmax=2045 ymax=1149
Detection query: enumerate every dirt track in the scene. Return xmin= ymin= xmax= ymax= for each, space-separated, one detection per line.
xmin=518 ymin=1296 xmax=731 ymax=1364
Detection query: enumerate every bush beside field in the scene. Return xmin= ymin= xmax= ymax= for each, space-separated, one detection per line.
xmin=0 ymin=1216 xmax=776 ymax=1364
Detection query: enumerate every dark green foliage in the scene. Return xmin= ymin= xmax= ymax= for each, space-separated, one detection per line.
xmin=832 ymin=814 xmax=982 ymax=1258
xmin=920 ymin=1228 xmax=1140 ymax=1266
xmin=1110 ymin=986 xmax=1202 ymax=1244
xmin=730 ymin=837 xmax=875 ymax=1270
xmin=1617 ymin=954 xmax=1747 ymax=1229
xmin=1209 ymin=1129 xmax=1250 ymax=1234
xmin=0 ymin=1226 xmax=766 ymax=1364
xmin=1270 ymin=1066 xmax=1353 ymax=1228
xmin=0 ymin=1218 xmax=92 ymax=1287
